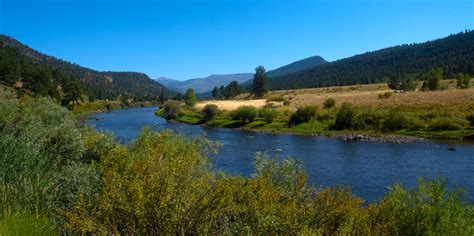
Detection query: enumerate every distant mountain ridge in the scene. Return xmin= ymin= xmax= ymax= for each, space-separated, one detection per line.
xmin=266 ymin=31 xmax=474 ymax=90
xmin=157 ymin=73 xmax=253 ymax=94
xmin=0 ymin=35 xmax=172 ymax=100
xmin=266 ymin=55 xmax=328 ymax=77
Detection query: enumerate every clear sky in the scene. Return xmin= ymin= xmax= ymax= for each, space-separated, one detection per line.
xmin=1 ymin=0 xmax=472 ymax=80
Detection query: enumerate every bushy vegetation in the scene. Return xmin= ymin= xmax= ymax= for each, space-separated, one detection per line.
xmin=163 ymin=100 xmax=182 ymax=119
xmin=1 ymin=87 xmax=474 ymax=234
xmin=323 ymin=97 xmax=336 ymax=109
xmin=259 ymin=108 xmax=279 ymax=123
xmin=456 ymin=73 xmax=472 ymax=89
xmin=289 ymin=106 xmax=317 ymax=126
xmin=212 ymin=81 xmax=242 ymax=99
xmin=184 ymin=88 xmax=197 ymax=107
xmin=202 ymin=104 xmax=219 ymax=122
xmin=231 ymin=106 xmax=258 ymax=122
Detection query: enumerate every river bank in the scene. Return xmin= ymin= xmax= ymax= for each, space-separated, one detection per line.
xmin=154 ymin=107 xmax=474 ymax=144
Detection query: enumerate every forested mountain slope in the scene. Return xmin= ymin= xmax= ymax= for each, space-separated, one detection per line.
xmin=266 ymin=55 xmax=327 ymax=77
xmin=267 ymin=31 xmax=474 ymax=90
xmin=0 ymin=35 xmax=172 ymax=100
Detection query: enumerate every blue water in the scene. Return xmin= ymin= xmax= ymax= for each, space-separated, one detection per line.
xmin=87 ymin=107 xmax=474 ymax=202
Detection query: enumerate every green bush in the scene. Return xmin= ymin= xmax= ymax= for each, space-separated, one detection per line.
xmin=201 ymin=104 xmax=219 ymax=122
xmin=289 ymin=106 xmax=317 ymax=126
xmin=334 ymin=102 xmax=356 ymax=130
xmin=429 ymin=116 xmax=470 ymax=131
xmin=378 ymin=91 xmax=393 ymax=99
xmin=163 ymin=100 xmax=182 ymax=119
xmin=456 ymin=73 xmax=471 ymax=89
xmin=323 ymin=98 xmax=336 ymax=109
xmin=259 ymin=108 xmax=279 ymax=123
xmin=383 ymin=110 xmax=413 ymax=131
xmin=467 ymin=114 xmax=474 ymax=127
xmin=231 ymin=106 xmax=258 ymax=122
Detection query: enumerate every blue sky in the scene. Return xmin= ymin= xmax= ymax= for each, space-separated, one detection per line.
xmin=1 ymin=0 xmax=472 ymax=80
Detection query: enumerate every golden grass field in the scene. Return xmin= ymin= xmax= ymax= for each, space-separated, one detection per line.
xmin=196 ymin=80 xmax=474 ymax=114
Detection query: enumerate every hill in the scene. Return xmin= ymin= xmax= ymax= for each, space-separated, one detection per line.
xmin=266 ymin=55 xmax=328 ymax=77
xmin=157 ymin=73 xmax=253 ymax=94
xmin=267 ymin=31 xmax=474 ymax=90
xmin=0 ymin=35 xmax=172 ymax=100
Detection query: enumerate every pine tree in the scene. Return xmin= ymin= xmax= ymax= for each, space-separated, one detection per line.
xmin=252 ymin=66 xmax=267 ymax=98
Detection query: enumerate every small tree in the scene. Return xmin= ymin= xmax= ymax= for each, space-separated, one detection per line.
xmin=184 ymin=88 xmax=196 ymax=106
xmin=159 ymin=90 xmax=167 ymax=103
xmin=456 ymin=73 xmax=471 ymax=89
xmin=422 ymin=68 xmax=443 ymax=91
xmin=323 ymin=98 xmax=336 ymax=109
xmin=163 ymin=100 xmax=181 ymax=119
xmin=289 ymin=106 xmax=317 ymax=126
xmin=201 ymin=104 xmax=219 ymax=122
xmin=224 ymin=81 xmax=241 ymax=99
xmin=335 ymin=102 xmax=356 ymax=130
xmin=252 ymin=66 xmax=268 ymax=98
xmin=212 ymin=87 xmax=221 ymax=99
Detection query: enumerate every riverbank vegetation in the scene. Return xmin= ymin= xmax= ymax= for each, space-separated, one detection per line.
xmin=158 ymin=78 xmax=474 ymax=140
xmin=1 ymin=86 xmax=474 ymax=234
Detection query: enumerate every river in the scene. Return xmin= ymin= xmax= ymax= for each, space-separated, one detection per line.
xmin=86 ymin=106 xmax=474 ymax=202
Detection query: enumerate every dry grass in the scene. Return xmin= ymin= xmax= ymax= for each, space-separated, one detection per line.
xmin=196 ymin=99 xmax=268 ymax=110
xmin=198 ymin=80 xmax=474 ymax=114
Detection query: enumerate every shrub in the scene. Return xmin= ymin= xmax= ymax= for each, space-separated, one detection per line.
xmin=323 ymin=98 xmax=336 ymax=109
xmin=467 ymin=114 xmax=474 ymax=127
xmin=456 ymin=73 xmax=471 ymax=89
xmin=259 ymin=108 xmax=279 ymax=123
xmin=334 ymin=102 xmax=356 ymax=129
xmin=429 ymin=116 xmax=470 ymax=131
xmin=289 ymin=106 xmax=317 ymax=126
xmin=283 ymin=100 xmax=291 ymax=106
xmin=163 ymin=100 xmax=181 ymax=119
xmin=266 ymin=96 xmax=285 ymax=102
xmin=201 ymin=104 xmax=219 ymax=122
xmin=383 ymin=110 xmax=413 ymax=131
xmin=232 ymin=106 xmax=258 ymax=122
xmin=378 ymin=92 xmax=393 ymax=99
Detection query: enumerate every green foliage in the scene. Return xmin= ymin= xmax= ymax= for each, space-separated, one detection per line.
xmin=422 ymin=68 xmax=444 ymax=91
xmin=323 ymin=97 xmax=336 ymax=109
xmin=383 ymin=109 xmax=413 ymax=131
xmin=252 ymin=66 xmax=268 ymax=98
xmin=289 ymin=106 xmax=317 ymax=126
xmin=1 ymin=35 xmax=173 ymax=101
xmin=429 ymin=116 xmax=470 ymax=131
xmin=201 ymin=104 xmax=219 ymax=122
xmin=387 ymin=75 xmax=417 ymax=91
xmin=378 ymin=91 xmax=393 ymax=99
xmin=163 ymin=100 xmax=182 ymax=119
xmin=266 ymin=31 xmax=474 ymax=90
xmin=184 ymin=88 xmax=196 ymax=106
xmin=456 ymin=73 xmax=471 ymax=89
xmin=232 ymin=105 xmax=258 ymax=122
xmin=259 ymin=108 xmax=279 ymax=123
xmin=335 ymin=102 xmax=356 ymax=130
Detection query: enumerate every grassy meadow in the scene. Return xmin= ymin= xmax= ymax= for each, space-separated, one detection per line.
xmin=166 ymin=80 xmax=474 ymax=140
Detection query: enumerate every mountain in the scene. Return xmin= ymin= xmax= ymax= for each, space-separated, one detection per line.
xmin=266 ymin=55 xmax=328 ymax=77
xmin=0 ymin=35 xmax=172 ymax=100
xmin=157 ymin=73 xmax=253 ymax=94
xmin=266 ymin=31 xmax=474 ymax=90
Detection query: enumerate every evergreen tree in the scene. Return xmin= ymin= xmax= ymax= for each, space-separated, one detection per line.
xmin=184 ymin=88 xmax=196 ymax=106
xmin=252 ymin=66 xmax=267 ymax=98
xmin=224 ymin=81 xmax=241 ymax=99
xmin=212 ymin=87 xmax=221 ymax=99
xmin=219 ymin=86 xmax=225 ymax=99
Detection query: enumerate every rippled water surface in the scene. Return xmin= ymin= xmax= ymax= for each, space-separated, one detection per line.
xmin=87 ymin=107 xmax=474 ymax=202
